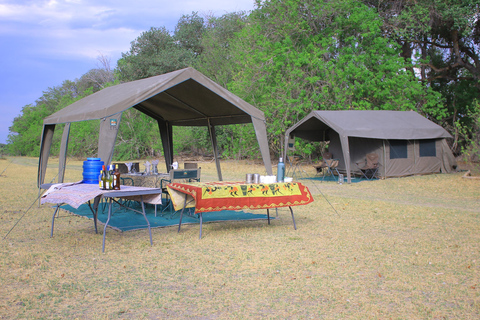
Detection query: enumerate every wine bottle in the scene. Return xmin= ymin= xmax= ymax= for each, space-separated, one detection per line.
xmin=113 ymin=164 xmax=121 ymax=190
xmin=107 ymin=165 xmax=114 ymax=190
xmin=101 ymin=165 xmax=107 ymax=190
xmin=98 ymin=170 xmax=103 ymax=189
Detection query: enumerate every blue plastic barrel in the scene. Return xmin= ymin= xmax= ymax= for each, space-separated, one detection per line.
xmin=82 ymin=158 xmax=104 ymax=184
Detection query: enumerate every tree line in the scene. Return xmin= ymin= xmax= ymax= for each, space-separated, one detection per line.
xmin=7 ymin=0 xmax=480 ymax=162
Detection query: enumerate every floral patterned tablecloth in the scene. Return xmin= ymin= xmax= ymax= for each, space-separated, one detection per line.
xmin=167 ymin=181 xmax=313 ymax=213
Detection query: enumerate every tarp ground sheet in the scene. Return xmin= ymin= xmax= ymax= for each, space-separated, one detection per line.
xmin=58 ymin=203 xmax=271 ymax=231
xmin=300 ymin=175 xmax=369 ymax=183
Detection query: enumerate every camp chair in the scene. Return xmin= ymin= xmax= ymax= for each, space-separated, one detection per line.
xmin=314 ymin=152 xmax=340 ymax=181
xmin=160 ymin=168 xmax=201 ymax=216
xmin=313 ymin=152 xmax=333 ymax=176
xmin=286 ymin=155 xmax=306 ymax=179
xmin=323 ymin=159 xmax=340 ymax=181
xmin=356 ymin=153 xmax=380 ymax=180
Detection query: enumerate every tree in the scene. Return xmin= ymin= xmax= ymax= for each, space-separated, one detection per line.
xmin=230 ymin=0 xmax=440 ymax=156
xmin=7 ymin=82 xmax=98 ymax=157
xmin=174 ymin=12 xmax=206 ymax=56
xmin=364 ymin=0 xmax=480 ymax=152
xmin=77 ymin=54 xmax=116 ymax=92
xmin=194 ymin=11 xmax=249 ymax=87
xmin=116 ymin=27 xmax=194 ymax=81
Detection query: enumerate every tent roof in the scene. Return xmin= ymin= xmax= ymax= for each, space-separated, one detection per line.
xmin=43 ymin=67 xmax=264 ymax=126
xmin=286 ymin=110 xmax=452 ymax=141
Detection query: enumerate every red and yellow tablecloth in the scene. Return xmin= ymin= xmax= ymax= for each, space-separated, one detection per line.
xmin=167 ymin=181 xmax=313 ymax=213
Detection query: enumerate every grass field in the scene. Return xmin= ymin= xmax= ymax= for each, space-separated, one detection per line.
xmin=1 ymin=157 xmax=479 ymax=319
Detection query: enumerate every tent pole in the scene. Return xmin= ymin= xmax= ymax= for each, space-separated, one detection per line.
xmin=383 ymin=140 xmax=387 ymax=178
xmin=38 ymin=124 xmax=56 ymax=188
xmin=58 ymin=123 xmax=71 ymax=183
xmin=413 ymin=140 xmax=417 ymax=175
xmin=252 ymin=117 xmax=273 ymax=175
xmin=339 ymin=135 xmax=352 ymax=183
xmin=283 ymin=134 xmax=289 ymax=164
xmin=207 ymin=118 xmax=223 ymax=181
xmin=158 ymin=119 xmax=173 ymax=172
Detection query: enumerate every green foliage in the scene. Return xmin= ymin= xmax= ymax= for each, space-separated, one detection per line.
xmin=6 ymin=1 xmax=479 ymax=163
xmin=230 ymin=0 xmax=440 ymax=157
xmin=456 ymin=100 xmax=480 ymax=164
xmin=64 ymin=121 xmax=99 ymax=158
xmin=171 ymin=124 xmax=264 ymax=160
xmin=116 ymin=26 xmax=193 ymax=81
xmin=114 ymin=109 xmax=162 ymax=160
xmin=174 ymin=12 xmax=205 ymax=56
xmin=367 ymin=0 xmax=480 ymax=153
xmin=7 ymin=74 xmax=111 ymax=157
xmin=7 ymin=104 xmax=45 ymax=156
xmin=194 ymin=11 xmax=248 ymax=87
xmin=116 ymin=12 xmax=205 ymax=82
xmin=215 ymin=124 xmax=266 ymax=160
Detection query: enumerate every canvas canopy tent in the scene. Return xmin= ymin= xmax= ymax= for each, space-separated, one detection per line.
xmin=38 ymin=67 xmax=272 ymax=187
xmin=283 ymin=110 xmax=456 ymax=183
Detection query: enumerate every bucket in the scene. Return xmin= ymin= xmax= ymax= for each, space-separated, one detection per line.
xmin=82 ymin=158 xmax=104 ymax=184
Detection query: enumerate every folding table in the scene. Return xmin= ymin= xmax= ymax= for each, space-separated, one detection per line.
xmin=167 ymin=181 xmax=314 ymax=238
xmin=40 ymin=183 xmax=162 ymax=252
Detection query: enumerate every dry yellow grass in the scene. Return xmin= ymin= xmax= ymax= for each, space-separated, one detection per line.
xmin=1 ymin=157 xmax=479 ymax=319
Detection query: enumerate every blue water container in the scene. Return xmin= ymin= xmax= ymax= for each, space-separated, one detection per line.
xmin=82 ymin=158 xmax=104 ymax=184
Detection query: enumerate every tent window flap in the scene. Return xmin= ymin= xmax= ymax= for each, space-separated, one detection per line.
xmin=419 ymin=139 xmax=436 ymax=157
xmin=389 ymin=140 xmax=408 ymax=159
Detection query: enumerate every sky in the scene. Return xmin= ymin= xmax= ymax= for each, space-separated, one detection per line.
xmin=0 ymin=0 xmax=256 ymax=144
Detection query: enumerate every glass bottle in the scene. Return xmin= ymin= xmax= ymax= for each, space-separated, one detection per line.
xmin=107 ymin=165 xmax=114 ymax=190
xmin=99 ymin=169 xmax=103 ymax=189
xmin=277 ymin=157 xmax=285 ymax=183
xmin=113 ymin=164 xmax=121 ymax=190
xmin=101 ymin=165 xmax=107 ymax=190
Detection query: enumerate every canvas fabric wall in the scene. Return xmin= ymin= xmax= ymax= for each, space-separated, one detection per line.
xmin=327 ymin=134 xmax=453 ymax=178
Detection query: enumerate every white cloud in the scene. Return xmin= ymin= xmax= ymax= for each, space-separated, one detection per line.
xmin=0 ymin=0 xmax=256 ymax=143
xmin=1 ymin=0 xmax=254 ymax=60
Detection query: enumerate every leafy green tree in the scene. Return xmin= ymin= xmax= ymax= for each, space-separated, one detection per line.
xmin=7 ymin=82 xmax=102 ymax=157
xmin=8 ymin=104 xmax=46 ymax=156
xmin=194 ymin=11 xmax=249 ymax=87
xmin=114 ymin=109 xmax=162 ymax=160
xmin=116 ymin=27 xmax=194 ymax=81
xmin=174 ymin=12 xmax=205 ymax=56
xmin=116 ymin=12 xmax=207 ymax=82
xmin=364 ymin=0 xmax=480 ymax=152
xmin=230 ymin=0 xmax=439 ymax=156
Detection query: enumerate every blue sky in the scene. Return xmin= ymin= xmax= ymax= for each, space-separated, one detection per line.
xmin=0 ymin=0 xmax=256 ymax=144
